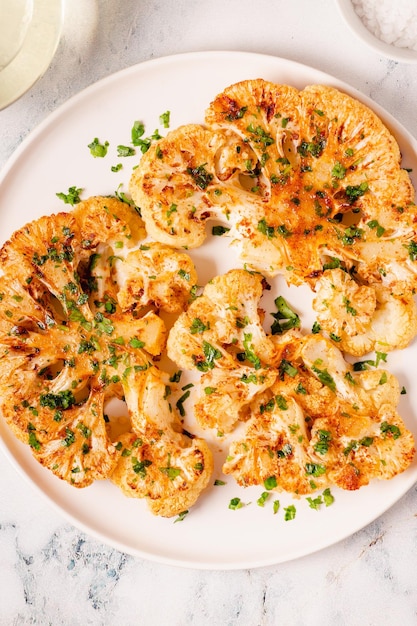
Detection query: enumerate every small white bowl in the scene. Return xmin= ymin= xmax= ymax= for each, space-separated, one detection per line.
xmin=335 ymin=0 xmax=417 ymax=64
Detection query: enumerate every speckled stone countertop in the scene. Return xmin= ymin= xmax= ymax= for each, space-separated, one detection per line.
xmin=1 ymin=1 xmax=417 ymax=624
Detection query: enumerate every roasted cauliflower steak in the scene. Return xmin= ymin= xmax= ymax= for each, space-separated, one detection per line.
xmin=0 ymin=196 xmax=212 ymax=514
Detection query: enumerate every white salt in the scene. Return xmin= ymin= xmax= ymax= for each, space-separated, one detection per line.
xmin=352 ymin=0 xmax=417 ymax=51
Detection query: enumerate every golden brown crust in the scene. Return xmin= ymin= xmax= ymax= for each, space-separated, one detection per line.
xmin=222 ymin=334 xmax=415 ymax=493
xmin=130 ymin=79 xmax=417 ymax=292
xmin=0 ymin=196 xmax=212 ymax=508
xmin=109 ymin=368 xmax=213 ymax=517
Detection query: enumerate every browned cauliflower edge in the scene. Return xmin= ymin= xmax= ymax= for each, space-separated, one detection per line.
xmin=0 ymin=196 xmax=212 ymax=516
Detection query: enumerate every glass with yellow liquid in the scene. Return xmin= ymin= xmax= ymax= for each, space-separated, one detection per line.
xmin=0 ymin=0 xmax=63 ymax=109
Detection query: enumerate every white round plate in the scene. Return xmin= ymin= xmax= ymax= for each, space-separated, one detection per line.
xmin=0 ymin=51 xmax=416 ymax=570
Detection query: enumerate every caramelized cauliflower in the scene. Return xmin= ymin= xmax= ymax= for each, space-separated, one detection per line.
xmin=312 ymin=268 xmax=417 ymax=355
xmin=223 ymin=335 xmax=414 ymax=493
xmin=0 ymin=200 xmax=153 ymax=487
xmin=110 ymin=367 xmax=213 ymax=516
xmin=194 ymin=365 xmax=277 ymax=434
xmin=115 ymin=242 xmax=197 ymax=313
xmin=130 ymin=79 xmax=417 ymax=291
xmin=167 ymin=268 xmax=279 ymax=372
xmin=0 ymin=196 xmax=212 ymax=513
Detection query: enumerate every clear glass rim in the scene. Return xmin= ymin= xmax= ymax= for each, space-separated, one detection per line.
xmin=0 ymin=0 xmax=64 ymax=110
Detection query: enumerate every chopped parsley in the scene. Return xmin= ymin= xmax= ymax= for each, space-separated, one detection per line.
xmin=284 ymin=505 xmax=297 ymax=521
xmin=242 ymin=333 xmax=261 ymax=370
xmin=62 ymin=427 xmax=76 ymax=447
xmin=56 ymin=186 xmax=83 ymax=205
xmin=257 ymin=218 xmax=275 ymax=239
xmin=28 ymin=424 xmax=41 ymax=451
xmin=190 ymin=318 xmax=209 ymax=334
xmin=229 ymin=497 xmax=244 ymax=510
xmin=406 ymin=241 xmax=417 ymax=262
xmin=264 ymin=475 xmax=277 ymax=490
xmin=279 ymin=359 xmax=298 ymax=378
xmin=345 ymin=181 xmax=369 ymax=203
xmin=131 ymin=120 xmax=145 ymax=145
xmin=322 ymin=488 xmax=334 ymax=506
xmin=117 ymin=145 xmax=136 ymax=157
xmin=314 ymin=429 xmax=332 ymax=455
xmin=380 ymin=422 xmax=401 ymax=440
xmin=225 ymin=105 xmax=247 ymax=121
xmin=176 ymin=390 xmax=191 ymax=417
xmin=40 ymin=390 xmax=76 ymax=410
xmin=193 ymin=341 xmax=222 ymax=372
xmin=174 ymin=510 xmax=189 ymax=523
xmin=312 ymin=321 xmax=321 ymax=334
xmin=343 ymin=296 xmax=357 ymax=316
xmin=178 ymin=269 xmax=190 ymax=281
xmin=306 ymin=487 xmax=334 ymax=509
xmin=246 ymin=124 xmax=274 ymax=147
xmin=271 ymin=296 xmax=300 ymax=335
xmin=331 ymin=162 xmax=346 ymax=179
xmin=367 ymin=219 xmax=385 ymax=238
xmin=132 ymin=457 xmax=152 ymax=477
xmin=212 ymin=225 xmax=230 ymax=236
xmin=339 ymin=225 xmax=364 ymax=246
xmin=88 ymin=138 xmax=109 ymax=158
xmin=159 ymin=110 xmax=170 ymax=128
xmin=297 ymin=136 xmax=326 ymax=158
xmin=306 ymin=495 xmax=323 ymax=510
xmin=257 ymin=491 xmax=270 ymax=507
xmin=130 ymin=121 xmax=162 ymax=153
xmin=169 ymin=370 xmax=182 ymax=383
xmin=305 ymin=463 xmax=326 ymax=477
xmin=187 ymin=163 xmax=213 ymax=190
xmin=127 ymin=337 xmax=144 ymax=350
xmin=311 ymin=364 xmax=336 ymax=392
xmin=160 ymin=465 xmax=181 ymax=481
xmin=323 ymin=257 xmax=342 ymax=271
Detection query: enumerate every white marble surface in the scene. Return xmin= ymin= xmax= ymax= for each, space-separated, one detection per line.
xmin=1 ymin=1 xmax=417 ymax=624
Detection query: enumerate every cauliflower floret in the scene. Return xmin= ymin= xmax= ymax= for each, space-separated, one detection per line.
xmin=167 ymin=269 xmax=278 ymax=372
xmin=301 ymin=334 xmax=415 ymax=489
xmin=115 ymin=242 xmax=197 ymax=313
xmin=194 ymin=366 xmax=277 ymax=434
xmin=223 ymin=391 xmax=329 ymax=495
xmin=192 ymin=330 xmax=303 ymax=435
xmin=129 ymin=125 xmax=226 ymax=249
xmin=110 ymin=367 xmax=213 ymax=517
xmin=32 ymin=389 xmax=117 ymax=486
xmin=72 ymin=195 xmax=146 ymax=249
xmin=223 ymin=333 xmax=414 ymax=495
xmin=313 ymin=268 xmax=417 ymax=356
xmin=355 ymin=239 xmax=417 ymax=295
xmin=0 ymin=213 xmax=90 ymax=319
xmin=308 ymin=404 xmax=415 ymax=491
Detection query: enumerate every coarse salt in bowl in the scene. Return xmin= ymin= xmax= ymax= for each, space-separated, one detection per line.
xmin=335 ymin=0 xmax=417 ymax=63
